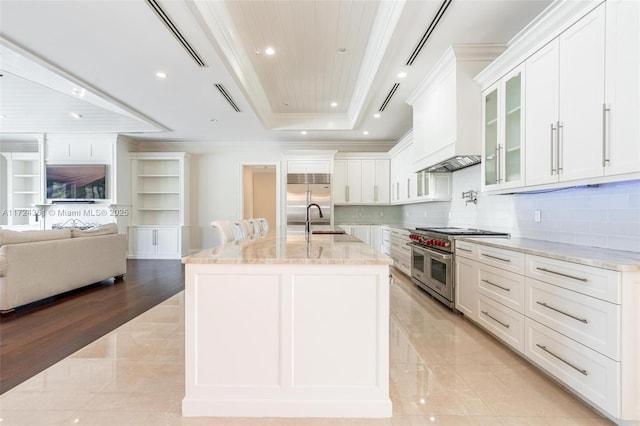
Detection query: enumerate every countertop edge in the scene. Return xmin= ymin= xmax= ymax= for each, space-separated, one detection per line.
xmin=456 ymin=236 xmax=640 ymax=272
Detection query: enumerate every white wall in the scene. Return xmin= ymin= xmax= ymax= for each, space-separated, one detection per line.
xmin=194 ymin=149 xmax=283 ymax=249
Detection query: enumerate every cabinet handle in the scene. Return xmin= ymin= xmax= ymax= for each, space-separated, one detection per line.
xmin=374 ymin=185 xmax=378 ymax=202
xmin=550 ymin=123 xmax=556 ymax=175
xmin=481 ymin=278 xmax=511 ymax=292
xmin=153 ymin=229 xmax=157 ymax=245
xmin=481 ymin=310 xmax=510 ymax=328
xmin=557 ymin=121 xmax=563 ymax=172
xmin=536 ymin=301 xmax=588 ymax=324
xmin=536 ymin=344 xmax=588 ymax=376
xmin=602 ymin=103 xmax=610 ymax=167
xmin=496 ymin=145 xmax=503 ymax=183
xmin=407 ymin=178 xmax=410 ymax=199
xmin=535 ymin=267 xmax=588 ymax=282
xmin=396 ymin=182 xmax=399 ymax=199
xmin=481 ymin=253 xmax=511 ymax=263
xmin=346 ymin=185 xmax=349 ymax=202
xmin=457 ymin=247 xmax=472 ymax=253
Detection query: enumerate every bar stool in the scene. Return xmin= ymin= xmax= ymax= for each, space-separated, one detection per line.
xmin=210 ymin=220 xmax=236 ymax=244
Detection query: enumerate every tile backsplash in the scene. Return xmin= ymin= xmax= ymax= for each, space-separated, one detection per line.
xmin=336 ymin=165 xmax=640 ymax=252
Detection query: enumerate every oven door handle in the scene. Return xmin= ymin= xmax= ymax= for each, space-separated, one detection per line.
xmin=408 ymin=243 xmax=452 ymax=261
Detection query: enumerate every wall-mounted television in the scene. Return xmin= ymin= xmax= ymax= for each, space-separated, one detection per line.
xmin=46 ymin=164 xmax=107 ymax=200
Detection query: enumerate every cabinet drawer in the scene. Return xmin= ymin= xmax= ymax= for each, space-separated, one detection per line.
xmin=526 ymin=255 xmax=620 ymax=303
xmin=476 ymin=245 xmax=524 ymax=274
xmin=476 ymin=294 xmax=525 ymax=353
xmin=525 ymin=278 xmax=620 ymax=360
xmin=455 ymin=240 xmax=476 ymax=259
xmin=477 ymin=263 xmax=525 ymax=314
xmin=524 ymin=318 xmax=619 ymax=417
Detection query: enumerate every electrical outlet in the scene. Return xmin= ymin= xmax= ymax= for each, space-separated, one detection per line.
xmin=380 ymin=211 xmax=384 ymax=217
xmin=534 ymin=210 xmax=541 ymax=223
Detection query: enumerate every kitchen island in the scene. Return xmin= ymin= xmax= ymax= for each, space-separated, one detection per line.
xmin=181 ymin=228 xmax=393 ymax=418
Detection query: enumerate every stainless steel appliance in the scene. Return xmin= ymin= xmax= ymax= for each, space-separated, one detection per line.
xmin=408 ymin=227 xmax=509 ymax=310
xmin=286 ymin=173 xmax=331 ymax=232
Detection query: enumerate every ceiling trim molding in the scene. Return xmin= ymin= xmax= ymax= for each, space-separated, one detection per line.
xmin=0 ymin=37 xmax=168 ymax=133
xmin=187 ymin=0 xmax=407 ymax=132
xmin=346 ymin=0 xmax=406 ymax=126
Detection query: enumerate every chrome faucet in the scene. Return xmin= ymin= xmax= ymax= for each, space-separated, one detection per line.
xmin=305 ymin=203 xmax=323 ymax=234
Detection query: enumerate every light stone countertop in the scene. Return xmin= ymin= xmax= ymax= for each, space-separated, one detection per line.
xmin=183 ymin=227 xmax=393 ymax=265
xmin=457 ymin=236 xmax=640 ymax=272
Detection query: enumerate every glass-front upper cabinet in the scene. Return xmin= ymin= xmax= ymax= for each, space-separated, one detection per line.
xmin=481 ymin=66 xmax=525 ymax=191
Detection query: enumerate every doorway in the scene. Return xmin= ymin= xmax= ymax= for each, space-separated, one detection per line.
xmin=241 ymin=164 xmax=278 ymax=229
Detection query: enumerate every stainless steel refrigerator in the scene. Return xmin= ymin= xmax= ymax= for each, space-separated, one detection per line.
xmin=286 ymin=173 xmax=331 ymax=232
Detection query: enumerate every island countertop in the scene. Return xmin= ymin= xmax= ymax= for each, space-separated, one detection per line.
xmin=183 ymin=228 xmax=393 ymax=265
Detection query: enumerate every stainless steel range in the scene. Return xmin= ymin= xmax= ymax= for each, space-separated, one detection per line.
xmin=408 ymin=227 xmax=509 ymax=310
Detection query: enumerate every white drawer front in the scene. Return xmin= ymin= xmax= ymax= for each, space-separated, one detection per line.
xmin=477 ymin=245 xmax=525 ymax=274
xmin=525 ymin=318 xmax=619 ymax=417
xmin=477 ymin=294 xmax=525 ymax=353
xmin=525 ymin=278 xmax=620 ymax=360
xmin=477 ymin=264 xmax=525 ymax=314
xmin=526 ymin=255 xmax=620 ymax=303
xmin=455 ymin=240 xmax=476 ymax=259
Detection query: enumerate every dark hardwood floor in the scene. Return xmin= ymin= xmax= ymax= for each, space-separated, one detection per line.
xmin=0 ymin=259 xmax=185 ymax=394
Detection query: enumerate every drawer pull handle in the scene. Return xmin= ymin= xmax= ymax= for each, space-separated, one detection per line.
xmin=481 ymin=310 xmax=510 ymax=328
xmin=481 ymin=279 xmax=511 ymax=292
xmin=536 ymin=344 xmax=588 ymax=376
xmin=458 ymin=247 xmax=472 ymax=253
xmin=481 ymin=253 xmax=511 ymax=263
xmin=535 ymin=267 xmax=588 ymax=282
xmin=536 ymin=301 xmax=589 ymax=324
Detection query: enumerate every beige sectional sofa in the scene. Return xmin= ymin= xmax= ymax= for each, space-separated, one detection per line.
xmin=0 ymin=223 xmax=127 ymax=313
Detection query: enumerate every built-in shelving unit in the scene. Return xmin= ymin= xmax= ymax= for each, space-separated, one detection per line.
xmin=129 ymin=152 xmax=190 ymax=259
xmin=1 ymin=152 xmax=43 ymax=227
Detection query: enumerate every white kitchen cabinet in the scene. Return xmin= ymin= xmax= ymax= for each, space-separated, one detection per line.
xmin=334 ymin=157 xmax=389 ymax=205
xmin=482 ymin=66 xmax=525 ymax=191
xmin=361 ymin=159 xmax=389 ymax=204
xmin=603 ymin=0 xmax=640 ymax=176
xmin=1 ymin=153 xmax=43 ymax=227
xmin=454 ymin=253 xmax=477 ymax=319
xmin=389 ymin=227 xmax=411 ymax=276
xmin=333 ymin=159 xmax=362 ymax=204
xmin=381 ymin=227 xmax=392 ymax=257
xmin=407 ymin=45 xmax=504 ymax=173
xmin=349 ymin=225 xmax=371 ymax=245
xmin=129 ymin=226 xmax=182 ymax=259
xmin=456 ymin=239 xmax=640 ymax=423
xmin=370 ymin=225 xmax=383 ymax=253
xmin=525 ymin=4 xmax=606 ymax=186
xmin=129 ymin=152 xmax=190 ymax=258
xmin=416 ymin=171 xmax=452 ymax=201
xmin=46 ymin=138 xmax=112 ymax=163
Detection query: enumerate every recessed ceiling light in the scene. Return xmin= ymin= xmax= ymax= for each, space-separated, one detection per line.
xmin=265 ymin=47 xmax=275 ymax=55
xmin=330 ymin=102 xmax=338 ymax=108
xmin=71 ymin=87 xmax=86 ymax=97
xmin=70 ymin=112 xmax=82 ymax=119
xmin=210 ymin=118 xmax=218 ymax=123
xmin=301 ymin=131 xmax=307 ymax=135
xmin=337 ymin=48 xmax=347 ymax=54
xmin=397 ymin=72 xmax=407 ymax=79
xmin=363 ymin=131 xmax=369 ymax=135
xmin=373 ymin=113 xmax=381 ymax=118
xmin=156 ymin=71 xmax=167 ymax=79
xmin=0 ymin=114 xmax=6 ymax=119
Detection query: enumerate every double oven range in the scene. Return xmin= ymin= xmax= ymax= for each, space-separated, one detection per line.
xmin=408 ymin=227 xmax=509 ymax=310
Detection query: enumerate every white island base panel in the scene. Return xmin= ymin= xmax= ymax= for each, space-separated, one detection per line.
xmin=183 ymin=263 xmax=392 ymax=418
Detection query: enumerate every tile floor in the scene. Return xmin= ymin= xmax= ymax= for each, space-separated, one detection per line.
xmin=0 ymin=272 xmax=613 ymax=425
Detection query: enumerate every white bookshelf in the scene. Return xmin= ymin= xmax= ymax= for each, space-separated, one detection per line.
xmin=129 ymin=152 xmax=190 ymax=259
xmin=1 ymin=152 xmax=43 ymax=227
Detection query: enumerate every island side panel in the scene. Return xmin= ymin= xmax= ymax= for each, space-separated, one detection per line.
xmin=183 ymin=263 xmax=392 ymax=418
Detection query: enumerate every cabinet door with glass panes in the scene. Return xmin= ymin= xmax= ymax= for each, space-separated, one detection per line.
xmin=482 ymin=66 xmax=525 ymax=191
